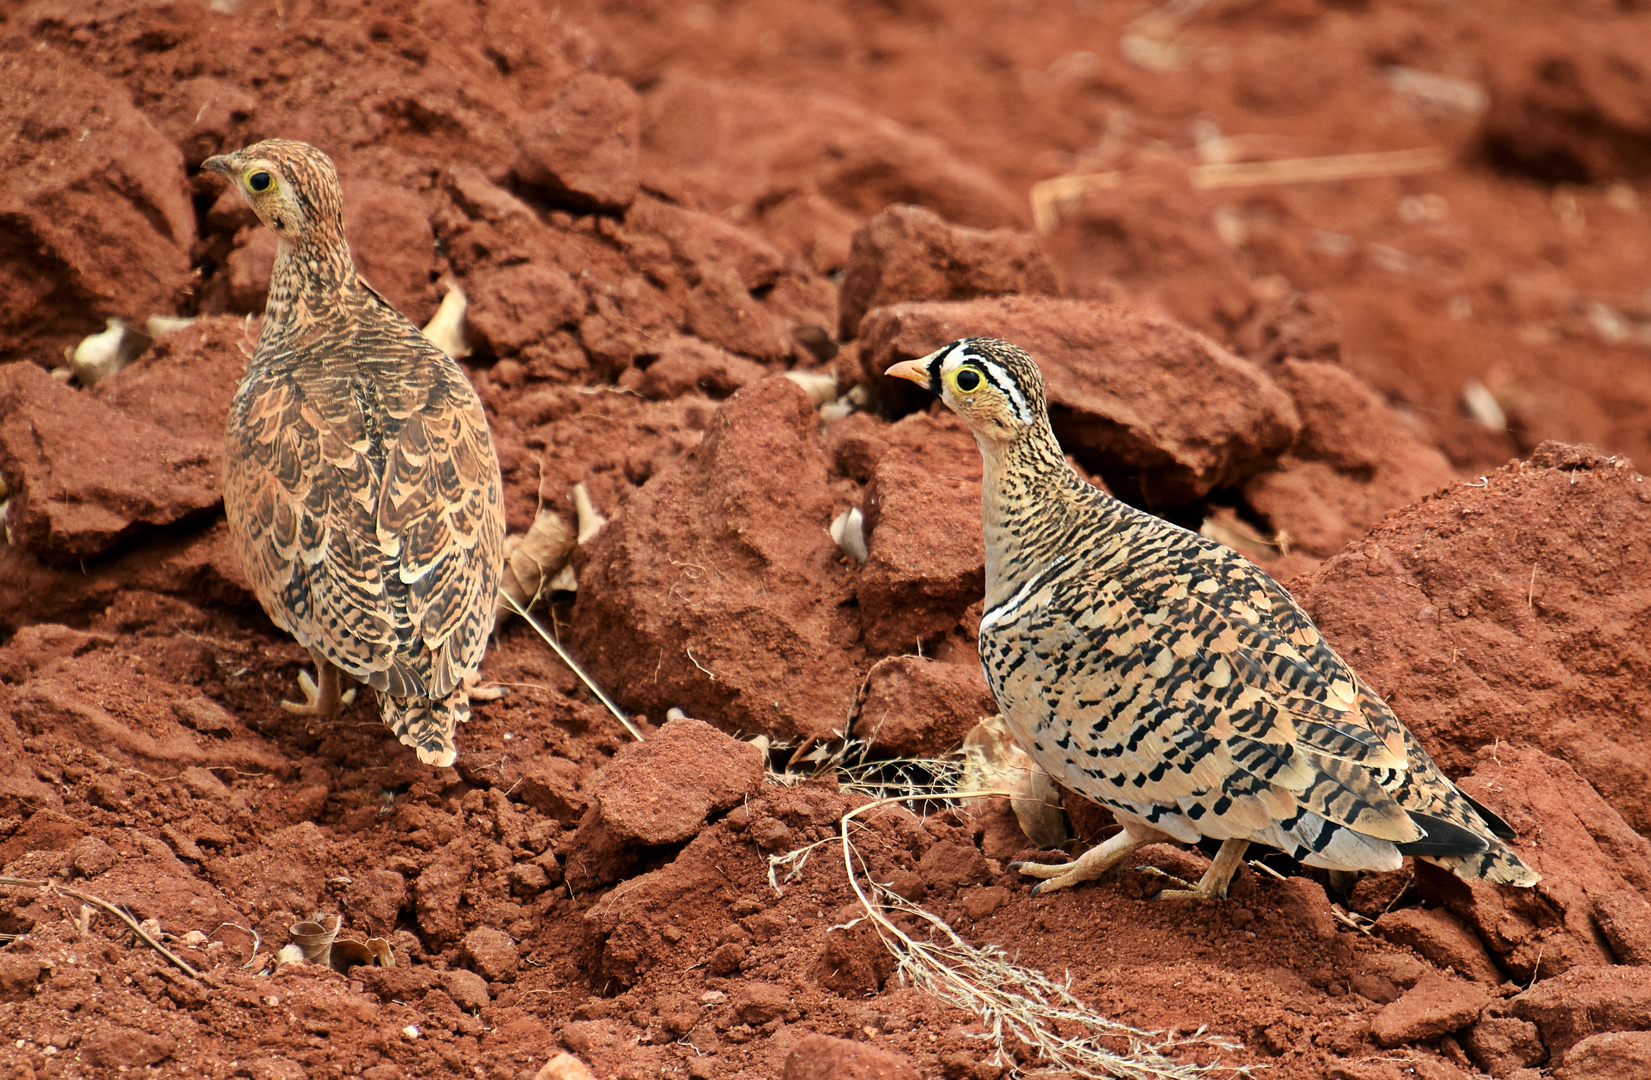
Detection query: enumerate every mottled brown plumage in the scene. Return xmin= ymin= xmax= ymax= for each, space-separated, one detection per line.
xmin=887 ymin=339 xmax=1537 ymax=898
xmin=203 ymin=139 xmax=504 ymax=768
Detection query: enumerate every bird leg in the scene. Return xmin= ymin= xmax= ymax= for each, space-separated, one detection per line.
xmin=1150 ymin=839 xmax=1251 ymax=901
xmin=1011 ymin=828 xmax=1156 ymax=895
xmin=281 ymin=655 xmax=356 ymax=718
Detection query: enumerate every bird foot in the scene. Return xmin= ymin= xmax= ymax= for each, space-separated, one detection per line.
xmin=280 ymin=666 xmax=355 ymax=718
xmin=1011 ymin=829 xmax=1152 ymax=895
xmin=1135 ymin=865 xmax=1198 ymax=894
xmin=462 ymin=673 xmax=507 ymax=704
xmin=1143 ymin=839 xmax=1249 ymax=901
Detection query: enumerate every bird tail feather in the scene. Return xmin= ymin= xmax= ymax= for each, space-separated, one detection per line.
xmin=1424 ymin=842 xmax=1540 ymax=887
xmin=381 ymin=688 xmax=468 ymax=768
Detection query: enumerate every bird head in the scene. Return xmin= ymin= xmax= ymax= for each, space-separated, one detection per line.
xmin=201 ymin=139 xmax=346 ymax=249
xmin=885 ymin=337 xmax=1048 ymax=445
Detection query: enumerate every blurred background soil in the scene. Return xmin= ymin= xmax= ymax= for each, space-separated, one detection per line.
xmin=0 ymin=1 xmax=1649 ymax=1078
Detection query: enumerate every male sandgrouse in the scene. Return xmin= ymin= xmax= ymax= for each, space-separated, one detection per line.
xmin=203 ymin=139 xmax=505 ymax=768
xmin=887 ymin=338 xmax=1537 ymax=898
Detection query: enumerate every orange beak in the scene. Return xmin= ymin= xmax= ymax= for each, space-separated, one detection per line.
xmin=884 ymin=358 xmax=932 ymax=388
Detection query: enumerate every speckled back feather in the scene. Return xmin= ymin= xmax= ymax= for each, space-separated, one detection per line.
xmin=948 ymin=338 xmax=1536 ymax=886
xmin=217 ymin=139 xmax=504 ymax=767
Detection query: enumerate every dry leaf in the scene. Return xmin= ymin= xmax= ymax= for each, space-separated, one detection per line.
xmin=960 ymin=715 xmax=1068 ymax=849
xmin=830 ymin=507 xmax=867 ymax=563
xmin=496 ymin=510 xmax=576 ymax=625
xmin=69 ymin=317 xmax=152 ymax=387
xmin=421 ymin=282 xmax=471 ymax=359
xmin=288 ymin=915 xmax=395 ymax=974
xmin=784 ymin=370 xmax=838 ymax=407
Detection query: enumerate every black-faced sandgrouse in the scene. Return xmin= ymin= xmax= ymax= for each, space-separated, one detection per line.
xmin=203 ymin=139 xmax=505 ymax=768
xmin=886 ymin=338 xmax=1537 ymax=898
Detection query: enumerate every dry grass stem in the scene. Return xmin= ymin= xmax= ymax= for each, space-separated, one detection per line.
xmin=0 ymin=876 xmax=200 ymax=978
xmin=1032 ymin=146 xmax=1449 ymax=232
xmin=499 ymin=591 xmax=643 ymax=742
xmin=830 ymin=798 xmax=1250 ymax=1080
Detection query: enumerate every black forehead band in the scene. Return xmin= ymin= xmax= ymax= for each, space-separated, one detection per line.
xmin=925 ymin=340 xmax=964 ymax=393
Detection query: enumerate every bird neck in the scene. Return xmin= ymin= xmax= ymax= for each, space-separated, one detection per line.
xmin=260 ymin=233 xmax=363 ymax=348
xmin=976 ymin=422 xmax=1114 ymax=606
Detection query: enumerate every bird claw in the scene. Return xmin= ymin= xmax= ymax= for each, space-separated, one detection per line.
xmin=280 ymin=667 xmax=352 ymax=717
xmin=1135 ymin=865 xmax=1197 ymax=892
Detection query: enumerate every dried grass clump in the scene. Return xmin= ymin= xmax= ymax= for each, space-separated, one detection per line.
xmin=766 ymin=797 xmax=1250 ymax=1080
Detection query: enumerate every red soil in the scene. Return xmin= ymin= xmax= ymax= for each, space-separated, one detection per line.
xmin=1 ymin=1 xmax=1650 ymax=1078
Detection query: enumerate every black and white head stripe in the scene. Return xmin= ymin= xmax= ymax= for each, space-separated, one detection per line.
xmin=949 ymin=339 xmax=1036 ymax=424
xmin=919 ymin=339 xmax=964 ymax=393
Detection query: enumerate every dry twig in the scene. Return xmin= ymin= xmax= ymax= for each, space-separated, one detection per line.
xmin=0 ymin=876 xmax=199 ymax=978
xmin=499 ymin=590 xmax=643 ymax=742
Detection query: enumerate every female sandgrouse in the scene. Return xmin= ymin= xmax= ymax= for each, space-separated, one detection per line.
xmin=203 ymin=139 xmax=505 ymax=768
xmin=887 ymin=338 xmax=1537 ymax=898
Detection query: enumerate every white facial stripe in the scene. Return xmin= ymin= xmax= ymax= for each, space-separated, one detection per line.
xmin=964 ymin=353 xmax=1032 ymax=423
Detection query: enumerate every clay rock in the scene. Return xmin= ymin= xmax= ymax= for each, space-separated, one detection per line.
xmin=1374 ymin=907 xmax=1501 ymax=986
xmin=1480 ymin=20 xmax=1651 ymax=182
xmin=460 ymin=927 xmax=520 ymax=983
xmin=1511 ymin=967 xmax=1651 ymax=1061
xmin=581 ymin=825 xmax=750 ymax=989
xmin=782 ymin=1032 xmax=921 ymax=1080
xmin=857 ymin=296 xmax=1300 ymax=504
xmin=415 ymin=836 xmax=476 ymax=947
xmin=1464 ymin=1016 xmax=1545 ymax=1076
xmin=92 ymin=315 xmax=249 ymax=457
xmin=637 ymin=336 xmax=768 ymax=400
xmin=0 ymin=955 xmax=45 ymax=1002
xmin=515 ymin=73 xmax=641 ymax=212
xmin=344 ymin=175 xmax=438 ymax=324
xmin=838 ymin=204 xmax=1058 ymax=340
xmin=515 ymin=756 xmax=589 ymax=825
xmin=685 ymin=265 xmax=794 ymax=362
xmin=0 ymin=50 xmax=194 ymax=361
xmin=643 ymin=74 xmax=1026 ymax=231
xmin=1250 ymin=291 xmax=1345 ymax=367
xmin=1293 ymin=446 xmax=1651 ymax=834
xmin=1243 ymin=360 xmax=1458 ymax=557
xmin=1370 ymin=973 xmax=1490 ymax=1048
xmin=0 ymin=356 xmax=221 ymax=562
xmin=1556 ymin=1031 xmax=1651 ymax=1080
xmin=918 ymin=840 xmax=991 ymax=892
xmin=570 ymin=377 xmax=865 ymax=742
xmin=857 ymin=656 xmax=996 ymax=757
xmin=1040 ymin=161 xmax=1255 ymax=338
xmin=584 ymin=717 xmax=763 ymax=847
xmin=858 ymin=422 xmax=984 ymax=654
xmin=81 ymin=1027 xmax=174 ymax=1069
xmin=1413 ymin=746 xmax=1651 ymax=982
xmin=466 ymin=261 xmax=586 ymax=357
xmin=561 ymin=717 xmax=763 ymax=891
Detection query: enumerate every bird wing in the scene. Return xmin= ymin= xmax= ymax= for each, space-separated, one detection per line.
xmin=996 ymin=519 xmax=1425 ymax=845
xmin=373 ymin=363 xmax=505 ymax=698
xmin=224 ymin=342 xmax=503 ymax=699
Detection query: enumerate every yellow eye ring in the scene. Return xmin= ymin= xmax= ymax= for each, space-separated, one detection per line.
xmin=949 ymin=367 xmax=983 ymax=394
xmin=246 ymin=169 xmax=274 ymax=193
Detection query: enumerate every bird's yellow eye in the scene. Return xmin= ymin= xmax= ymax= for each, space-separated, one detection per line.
xmin=951 ymin=367 xmax=983 ymax=394
xmin=246 ymin=170 xmax=274 ymax=193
